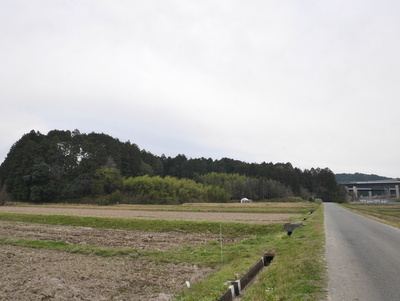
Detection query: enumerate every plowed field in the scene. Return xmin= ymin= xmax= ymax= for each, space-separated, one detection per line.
xmin=0 ymin=205 xmax=298 ymax=300
xmin=0 ymin=205 xmax=297 ymax=224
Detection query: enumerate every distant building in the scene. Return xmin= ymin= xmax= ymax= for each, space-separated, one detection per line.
xmin=240 ymin=198 xmax=250 ymax=203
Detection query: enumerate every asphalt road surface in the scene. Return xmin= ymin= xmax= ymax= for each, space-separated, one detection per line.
xmin=325 ymin=203 xmax=400 ymax=301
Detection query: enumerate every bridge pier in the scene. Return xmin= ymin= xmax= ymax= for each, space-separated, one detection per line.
xmin=353 ymin=186 xmax=358 ymax=198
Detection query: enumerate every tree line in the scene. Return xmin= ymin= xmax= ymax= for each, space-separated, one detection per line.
xmin=0 ymin=130 xmax=347 ymax=204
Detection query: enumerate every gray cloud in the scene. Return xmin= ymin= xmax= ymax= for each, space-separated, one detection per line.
xmin=1 ymin=0 xmax=399 ymax=177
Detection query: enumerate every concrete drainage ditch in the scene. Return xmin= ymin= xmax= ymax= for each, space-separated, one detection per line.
xmin=219 ymin=253 xmax=275 ymax=301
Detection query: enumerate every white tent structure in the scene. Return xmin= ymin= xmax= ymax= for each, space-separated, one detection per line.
xmin=240 ymin=198 xmax=249 ymax=203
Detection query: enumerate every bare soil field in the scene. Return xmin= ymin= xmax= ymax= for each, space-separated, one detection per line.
xmin=0 ymin=205 xmax=297 ymax=224
xmin=0 ymin=205 xmax=299 ymax=300
xmin=0 ymin=221 xmax=239 ymax=250
xmin=182 ymin=202 xmax=312 ymax=207
xmin=0 ymin=221 xmax=223 ymax=301
xmin=0 ymin=244 xmax=212 ymax=301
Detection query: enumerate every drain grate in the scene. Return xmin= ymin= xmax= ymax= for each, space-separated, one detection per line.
xmin=219 ymin=253 xmax=274 ymax=301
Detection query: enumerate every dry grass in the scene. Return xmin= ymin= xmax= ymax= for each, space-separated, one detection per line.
xmin=341 ymin=203 xmax=400 ymax=228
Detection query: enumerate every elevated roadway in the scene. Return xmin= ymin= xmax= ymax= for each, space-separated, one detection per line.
xmin=341 ymin=180 xmax=400 ymax=198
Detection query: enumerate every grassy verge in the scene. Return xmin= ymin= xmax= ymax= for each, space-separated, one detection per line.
xmin=0 ymin=237 xmax=139 ymax=257
xmin=0 ymin=212 xmax=278 ymax=236
xmin=0 ymin=202 xmax=326 ymax=300
xmin=176 ymin=203 xmax=326 ymax=301
xmin=341 ymin=203 xmax=400 ymax=228
xmin=240 ymin=204 xmax=326 ymax=301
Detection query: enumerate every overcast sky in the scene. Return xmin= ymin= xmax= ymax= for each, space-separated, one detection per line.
xmin=1 ymin=0 xmax=399 ymax=178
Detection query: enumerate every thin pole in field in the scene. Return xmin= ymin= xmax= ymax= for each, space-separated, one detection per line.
xmin=220 ymin=224 xmax=223 ymax=264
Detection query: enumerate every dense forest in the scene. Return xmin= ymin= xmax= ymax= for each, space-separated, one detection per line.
xmin=0 ymin=130 xmax=347 ymax=205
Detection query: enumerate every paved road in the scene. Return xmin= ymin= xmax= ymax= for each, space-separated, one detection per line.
xmin=325 ymin=203 xmax=400 ymax=301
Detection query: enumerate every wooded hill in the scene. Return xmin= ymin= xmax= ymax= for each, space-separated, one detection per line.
xmin=335 ymin=173 xmax=392 ymax=183
xmin=0 ymin=130 xmax=347 ymax=205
